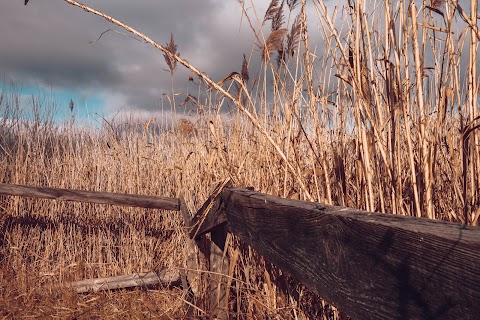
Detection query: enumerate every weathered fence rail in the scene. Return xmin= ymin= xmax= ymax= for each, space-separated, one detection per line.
xmin=191 ymin=187 xmax=480 ymax=320
xmin=0 ymin=183 xmax=179 ymax=211
xmin=2 ymin=182 xmax=480 ymax=319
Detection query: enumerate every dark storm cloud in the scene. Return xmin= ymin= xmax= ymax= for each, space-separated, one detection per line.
xmin=1 ymin=1 xmax=121 ymax=87
xmin=0 ymin=0 xmax=264 ymax=114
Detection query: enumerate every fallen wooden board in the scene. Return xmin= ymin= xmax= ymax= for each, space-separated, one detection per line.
xmin=0 ymin=183 xmax=180 ymax=211
xmin=71 ymin=271 xmax=180 ymax=293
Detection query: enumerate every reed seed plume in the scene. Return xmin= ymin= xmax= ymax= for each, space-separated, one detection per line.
xmin=163 ymin=33 xmax=178 ymax=75
xmin=264 ymin=0 xmax=285 ymax=31
xmin=264 ymin=0 xmax=280 ymax=23
xmin=426 ymin=0 xmax=445 ymax=16
xmin=241 ymin=54 xmax=249 ymax=83
xmin=177 ymin=118 xmax=196 ymax=137
xmin=287 ymin=0 xmax=299 ymax=11
xmin=286 ymin=13 xmax=302 ymax=57
xmin=262 ymin=28 xmax=288 ymax=59
xmin=271 ymin=0 xmax=285 ymax=31
xmin=430 ymin=0 xmax=444 ymax=9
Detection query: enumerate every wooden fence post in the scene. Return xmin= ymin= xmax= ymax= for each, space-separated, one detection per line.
xmin=179 ymin=197 xmax=198 ymax=318
xmin=189 ymin=180 xmax=232 ymax=319
xmin=209 ymin=224 xmax=229 ymax=319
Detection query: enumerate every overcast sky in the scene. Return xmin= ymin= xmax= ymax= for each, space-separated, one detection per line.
xmin=1 ymin=0 xmax=288 ymax=122
xmin=0 ymin=0 xmax=474 ymax=124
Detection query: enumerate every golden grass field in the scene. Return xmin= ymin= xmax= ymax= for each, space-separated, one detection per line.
xmin=1 ymin=0 xmax=479 ymax=318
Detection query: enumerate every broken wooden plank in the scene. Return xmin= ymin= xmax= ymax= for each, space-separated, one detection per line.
xmin=71 ymin=270 xmax=180 ymax=293
xmin=189 ymin=195 xmax=225 ymax=239
xmin=221 ymin=187 xmax=480 ymax=320
xmin=189 ymin=179 xmax=231 ymax=239
xmin=0 ymin=183 xmax=180 ymax=211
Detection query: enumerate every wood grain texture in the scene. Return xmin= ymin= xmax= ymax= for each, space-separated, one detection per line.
xmin=209 ymin=224 xmax=229 ymax=320
xmin=189 ymin=183 xmax=229 ymax=239
xmin=189 ymin=198 xmax=227 ymax=239
xmin=71 ymin=271 xmax=180 ymax=293
xmin=221 ymin=188 xmax=480 ymax=320
xmin=0 ymin=183 xmax=179 ymax=211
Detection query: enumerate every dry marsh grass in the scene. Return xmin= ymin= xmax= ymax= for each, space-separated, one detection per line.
xmin=1 ymin=0 xmax=480 ymax=318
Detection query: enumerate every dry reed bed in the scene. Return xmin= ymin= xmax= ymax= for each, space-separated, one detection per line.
xmin=0 ymin=107 xmax=331 ymax=318
xmin=1 ymin=0 xmax=479 ymax=318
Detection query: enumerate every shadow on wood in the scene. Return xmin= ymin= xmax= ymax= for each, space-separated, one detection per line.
xmin=194 ymin=187 xmax=480 ymax=320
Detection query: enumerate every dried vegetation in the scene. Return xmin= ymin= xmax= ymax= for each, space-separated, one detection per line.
xmin=1 ymin=0 xmax=480 ymax=318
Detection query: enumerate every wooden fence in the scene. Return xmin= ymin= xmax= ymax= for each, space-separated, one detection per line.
xmin=1 ymin=183 xmax=479 ymax=320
